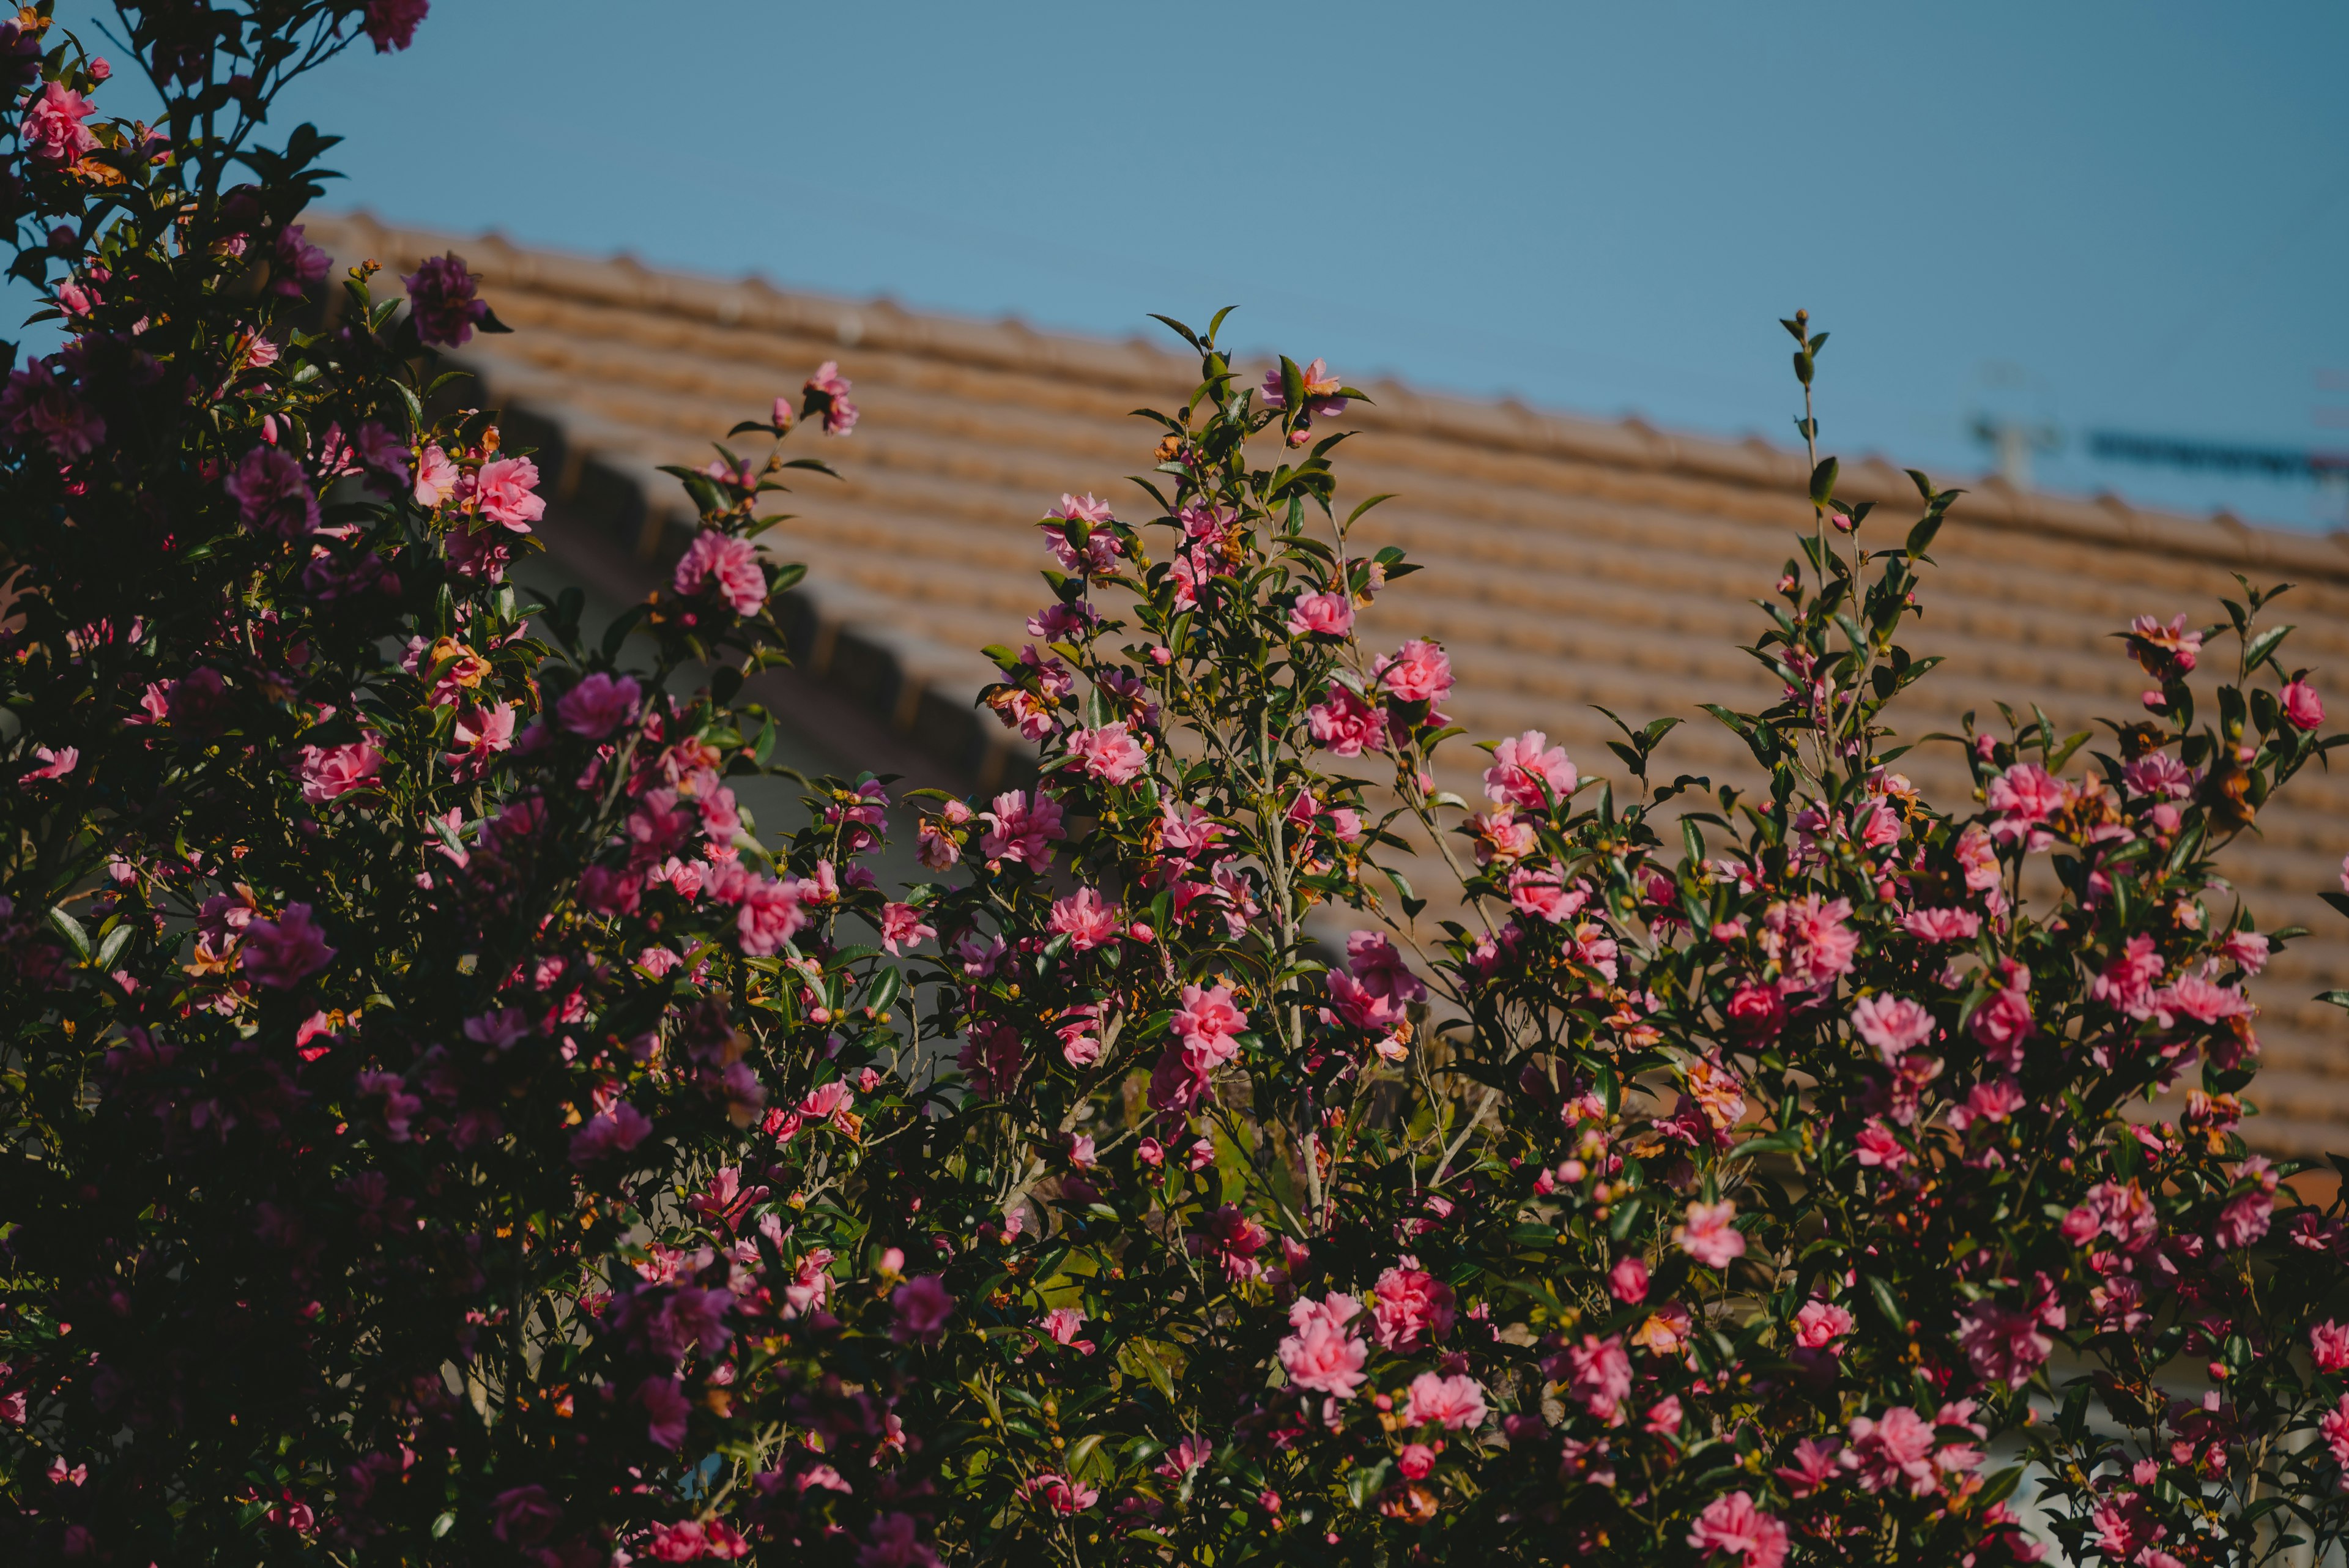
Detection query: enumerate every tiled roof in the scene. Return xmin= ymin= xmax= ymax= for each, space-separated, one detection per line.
xmin=305 ymin=212 xmax=2349 ymax=1154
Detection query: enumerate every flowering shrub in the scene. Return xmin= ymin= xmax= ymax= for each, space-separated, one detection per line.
xmin=7 ymin=7 xmax=2349 ymax=1567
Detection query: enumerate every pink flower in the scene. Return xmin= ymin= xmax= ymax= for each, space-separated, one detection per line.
xmin=1067 ymin=721 xmax=1147 ymax=785
xmin=413 ymin=444 xmax=458 ymax=507
xmin=271 ymin=225 xmax=331 ymax=297
xmin=363 ymin=0 xmax=430 ymax=53
xmin=1286 ymin=590 xmax=1354 ymax=637
xmin=1956 ymin=1301 xmax=2051 ymax=1389
xmin=1305 ymin=683 xmax=1386 ymax=757
xmin=639 ymin=1377 xmax=691 ymax=1449
xmin=2282 ymin=678 xmax=2325 ymax=730
xmin=858 ymin=1514 xmax=938 ymax=1568
xmin=1970 ymin=965 xmax=2035 ymax=1068
xmin=21 ymin=745 xmax=76 ymax=782
xmin=2221 ymin=929 xmax=2271 ymax=974
xmin=1039 ymin=1306 xmax=1094 ymax=1355
xmin=2324 ymin=1394 xmax=2349 ymax=1466
xmin=2091 ymin=935 xmax=2165 ymax=1020
xmin=557 ymin=672 xmax=641 ymax=737
xmin=1403 ymin=1372 xmax=1488 ymax=1431
xmin=1047 ymin=886 xmax=1123 ymax=951
xmin=295 ymin=738 xmax=382 ymax=804
xmin=1849 ymin=994 xmax=1934 ymax=1063
xmin=1174 ymin=982 xmax=1249 ymax=1054
xmin=21 ymin=81 xmax=97 ymax=165
xmin=1156 ymin=1435 xmax=1212 ymax=1478
xmin=1278 ymin=1293 xmax=1368 ymax=1399
xmin=1773 ymin=1437 xmax=1842 ymax=1498
xmin=1373 ymin=638 xmax=1453 ymax=704
xmin=1507 ymin=864 xmax=1587 ymax=924
xmin=0 ymin=361 xmax=103 ymax=458
xmin=1986 ymin=762 xmax=2066 ymax=845
xmin=1951 ymin=1078 xmax=2026 ymax=1129
xmin=2123 ymin=751 xmax=2196 ymax=799
xmin=675 ymin=530 xmax=767 ymax=615
xmin=570 ymin=1101 xmax=653 ymax=1165
xmin=1675 ymin=1200 xmax=1745 ymax=1269
xmin=1845 ymin=1406 xmax=1938 ymax=1495
xmin=226 ymin=445 xmax=320 ymax=538
xmin=1485 ymin=729 xmax=1578 ymax=811
xmin=490 ymin=1485 xmax=562 ymax=1546
xmin=400 ymin=253 xmax=485 ymax=346
xmin=240 ymin=903 xmax=335 ymax=988
xmin=1761 ymin=894 xmax=1857 ymax=993
xmin=1794 ymin=1298 xmax=1854 ymax=1350
xmin=1259 ymin=357 xmax=1347 ymax=417
xmin=1564 ymin=1334 xmax=1632 ymax=1421
xmin=473 ymin=456 xmax=544 ymax=530
xmin=1608 ymin=1255 xmax=1649 ymax=1304
xmin=880 ymin=902 xmax=934 ymax=956
xmin=2159 ymin=971 xmax=2252 ymax=1027
xmin=2128 ymin=612 xmax=2203 ymax=679
xmin=803 ymin=360 xmax=858 ymax=434
xmin=1396 ymin=1443 xmax=1436 ymax=1479
xmin=1726 ymin=982 xmax=1786 ymax=1041
xmin=1854 ymin=1120 xmax=1909 ymax=1170
xmin=727 ymin=874 xmax=806 ymax=957
xmin=2216 ymin=1190 xmax=2273 ymax=1249
xmin=1370 ymin=1260 xmax=1457 ymax=1350
xmin=978 ymin=789 xmax=1066 ymax=866
xmin=1687 ymin=1491 xmax=1788 ymax=1568
xmin=2312 ymin=1321 xmax=2349 ymax=1373
xmin=891 ymin=1274 xmax=954 ymax=1341
xmin=1899 ymin=906 xmax=1980 ymax=943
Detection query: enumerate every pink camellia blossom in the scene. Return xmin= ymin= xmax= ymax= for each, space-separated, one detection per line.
xmin=1970 ymin=964 xmax=2035 ymax=1069
xmin=2158 ymin=972 xmax=2253 ymax=1027
xmin=978 ymin=789 xmax=1066 ymax=867
xmin=1403 ymin=1372 xmax=1488 ymax=1431
xmin=1373 ymin=638 xmax=1453 ymax=704
xmin=412 ymin=443 xmax=458 ymax=507
xmin=0 ymin=361 xmax=105 ymax=459
xmin=1277 ymin=1293 xmax=1368 ymax=1399
xmin=879 ymin=902 xmax=934 ymax=956
xmin=1854 ymin=1120 xmax=1909 ymax=1170
xmin=2091 ymin=935 xmax=2166 ymax=1020
xmin=557 ymin=671 xmax=641 ymax=737
xmin=1258 ymin=357 xmax=1347 ymax=417
xmin=2221 ymin=927 xmax=2271 ymax=974
xmin=2127 ymin=612 xmax=2204 ymax=680
xmin=271 ymin=225 xmax=331 ymax=297
xmin=891 ymin=1274 xmax=954 ymax=1342
xmin=295 ymin=738 xmax=382 ymax=804
xmin=226 ymin=444 xmax=321 ymax=538
xmin=1038 ymin=1306 xmax=1094 ymax=1355
xmin=859 ymin=1513 xmax=938 ymax=1568
xmin=1347 ymin=931 xmax=1426 ymax=1004
xmin=240 ymin=903 xmax=335 ymax=988
xmin=675 ymin=530 xmax=767 ymax=615
xmin=1370 ymin=1258 xmax=1456 ymax=1350
xmin=638 ymin=1377 xmax=691 ymax=1449
xmin=1774 ymin=1437 xmax=1844 ymax=1498
xmin=803 ymin=360 xmax=858 ymax=434
xmin=21 ymin=81 xmax=97 ymax=165
xmin=473 ymin=455 xmax=545 ymax=530
xmin=1506 ymin=864 xmax=1587 ymax=924
xmin=1986 ymin=762 xmax=2066 ymax=845
xmin=1286 ymin=590 xmax=1354 ymax=637
xmin=1396 ymin=1443 xmax=1436 ymax=1480
xmin=363 ymin=0 xmax=430 ymax=53
xmin=2217 ymin=1190 xmax=2274 ymax=1249
xmin=400 ymin=253 xmax=486 ymax=346
xmin=490 ymin=1485 xmax=562 ymax=1546
xmin=2324 ymin=1394 xmax=2349 ymax=1468
xmin=1485 ymin=729 xmax=1578 ymax=811
xmin=1646 ymin=1395 xmax=1685 ymax=1436
xmin=21 ymin=745 xmax=77 ymax=782
xmin=1173 ymin=983 xmax=1249 ymax=1052
xmin=570 ymin=1101 xmax=653 ymax=1165
xmin=2281 ymin=678 xmax=2325 ymax=730
xmin=1726 ymin=981 xmax=1786 ymax=1041
xmin=1564 ymin=1333 xmax=1632 ymax=1422
xmin=2123 ymin=751 xmax=2196 ymax=800
xmin=1899 ymin=906 xmax=1980 ymax=943
xmin=2312 ymin=1321 xmax=2349 ymax=1373
xmin=1067 ymin=721 xmax=1147 ymax=785
xmin=1047 ymin=886 xmax=1123 ymax=952
xmin=1675 ymin=1200 xmax=1745 ymax=1269
xmin=1956 ymin=1300 xmax=2052 ymax=1388
xmin=1305 ymin=682 xmax=1386 ymax=757
xmin=1844 ymin=1406 xmax=1939 ymax=1495
xmin=1951 ymin=1077 xmax=2027 ymax=1130
xmin=353 ymin=422 xmax=410 ymax=490
xmin=727 ymin=874 xmax=806 ymax=957
xmin=1794 ymin=1299 xmax=1854 ymax=1351
xmin=1849 ymin=994 xmax=1934 ymax=1063
xmin=1607 ymin=1255 xmax=1650 ymax=1304
xmin=1020 ymin=1473 xmax=1098 ymax=1515
xmin=1686 ymin=1491 xmax=1789 ymax=1568
xmin=1761 ymin=894 xmax=1857 ymax=994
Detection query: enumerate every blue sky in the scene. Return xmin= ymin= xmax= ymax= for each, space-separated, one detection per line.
xmin=59 ymin=1 xmax=2349 ymax=527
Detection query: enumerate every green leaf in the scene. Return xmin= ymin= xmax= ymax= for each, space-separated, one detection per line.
xmin=1809 ymin=456 xmax=1839 ymax=505
xmin=1865 ymin=1273 xmax=1905 ymax=1331
xmin=94 ymin=923 xmax=134 ymax=971
xmin=48 ymin=907 xmax=92 ymax=964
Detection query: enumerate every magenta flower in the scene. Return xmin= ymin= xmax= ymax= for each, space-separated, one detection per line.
xmin=977 ymin=789 xmax=1066 ymax=866
xmin=637 ymin=1376 xmax=689 ymax=1449
xmin=2312 ymin=1320 xmax=2349 ymax=1373
xmin=891 ymin=1274 xmax=954 ymax=1342
xmin=20 ymin=81 xmax=97 ymax=165
xmin=1277 ymin=1293 xmax=1368 ymax=1399
xmin=1607 ymin=1255 xmax=1649 ymax=1305
xmin=879 ymin=901 xmax=935 ymax=956
xmin=2283 ymin=678 xmax=2325 ymax=731
xmin=240 ymin=903 xmax=335 ymax=988
xmin=674 ymin=529 xmax=767 ymax=615
xmin=802 ymin=360 xmax=859 ymax=434
xmin=556 ymin=671 xmax=641 ymax=737
xmin=225 ymin=444 xmax=320 ymax=538
xmin=270 ymin=225 xmax=330 ymax=298
xmin=1370 ymin=1259 xmax=1456 ymax=1350
xmin=0 ymin=361 xmax=104 ymax=458
xmin=1675 ymin=1199 xmax=1745 ymax=1269
xmin=569 ymin=1101 xmax=653 ymax=1165
xmin=1686 ymin=1490 xmax=1789 ymax=1568
xmin=1484 ymin=729 xmax=1577 ymax=811
xmin=473 ymin=455 xmax=544 ymax=530
xmin=21 ymin=745 xmax=76 ymax=783
xmin=400 ymin=253 xmax=486 ymax=346
xmin=363 ymin=0 xmax=429 ymax=51
xmin=490 ymin=1485 xmax=562 ymax=1546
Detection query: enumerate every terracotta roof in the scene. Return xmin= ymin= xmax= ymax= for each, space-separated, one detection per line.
xmin=305 ymin=212 xmax=2349 ymax=1154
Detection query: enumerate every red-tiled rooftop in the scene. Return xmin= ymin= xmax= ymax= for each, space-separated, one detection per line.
xmin=306 ymin=212 xmax=2349 ymax=1154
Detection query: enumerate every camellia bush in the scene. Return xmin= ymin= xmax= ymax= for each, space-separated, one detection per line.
xmin=9 ymin=6 xmax=2349 ymax=1567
